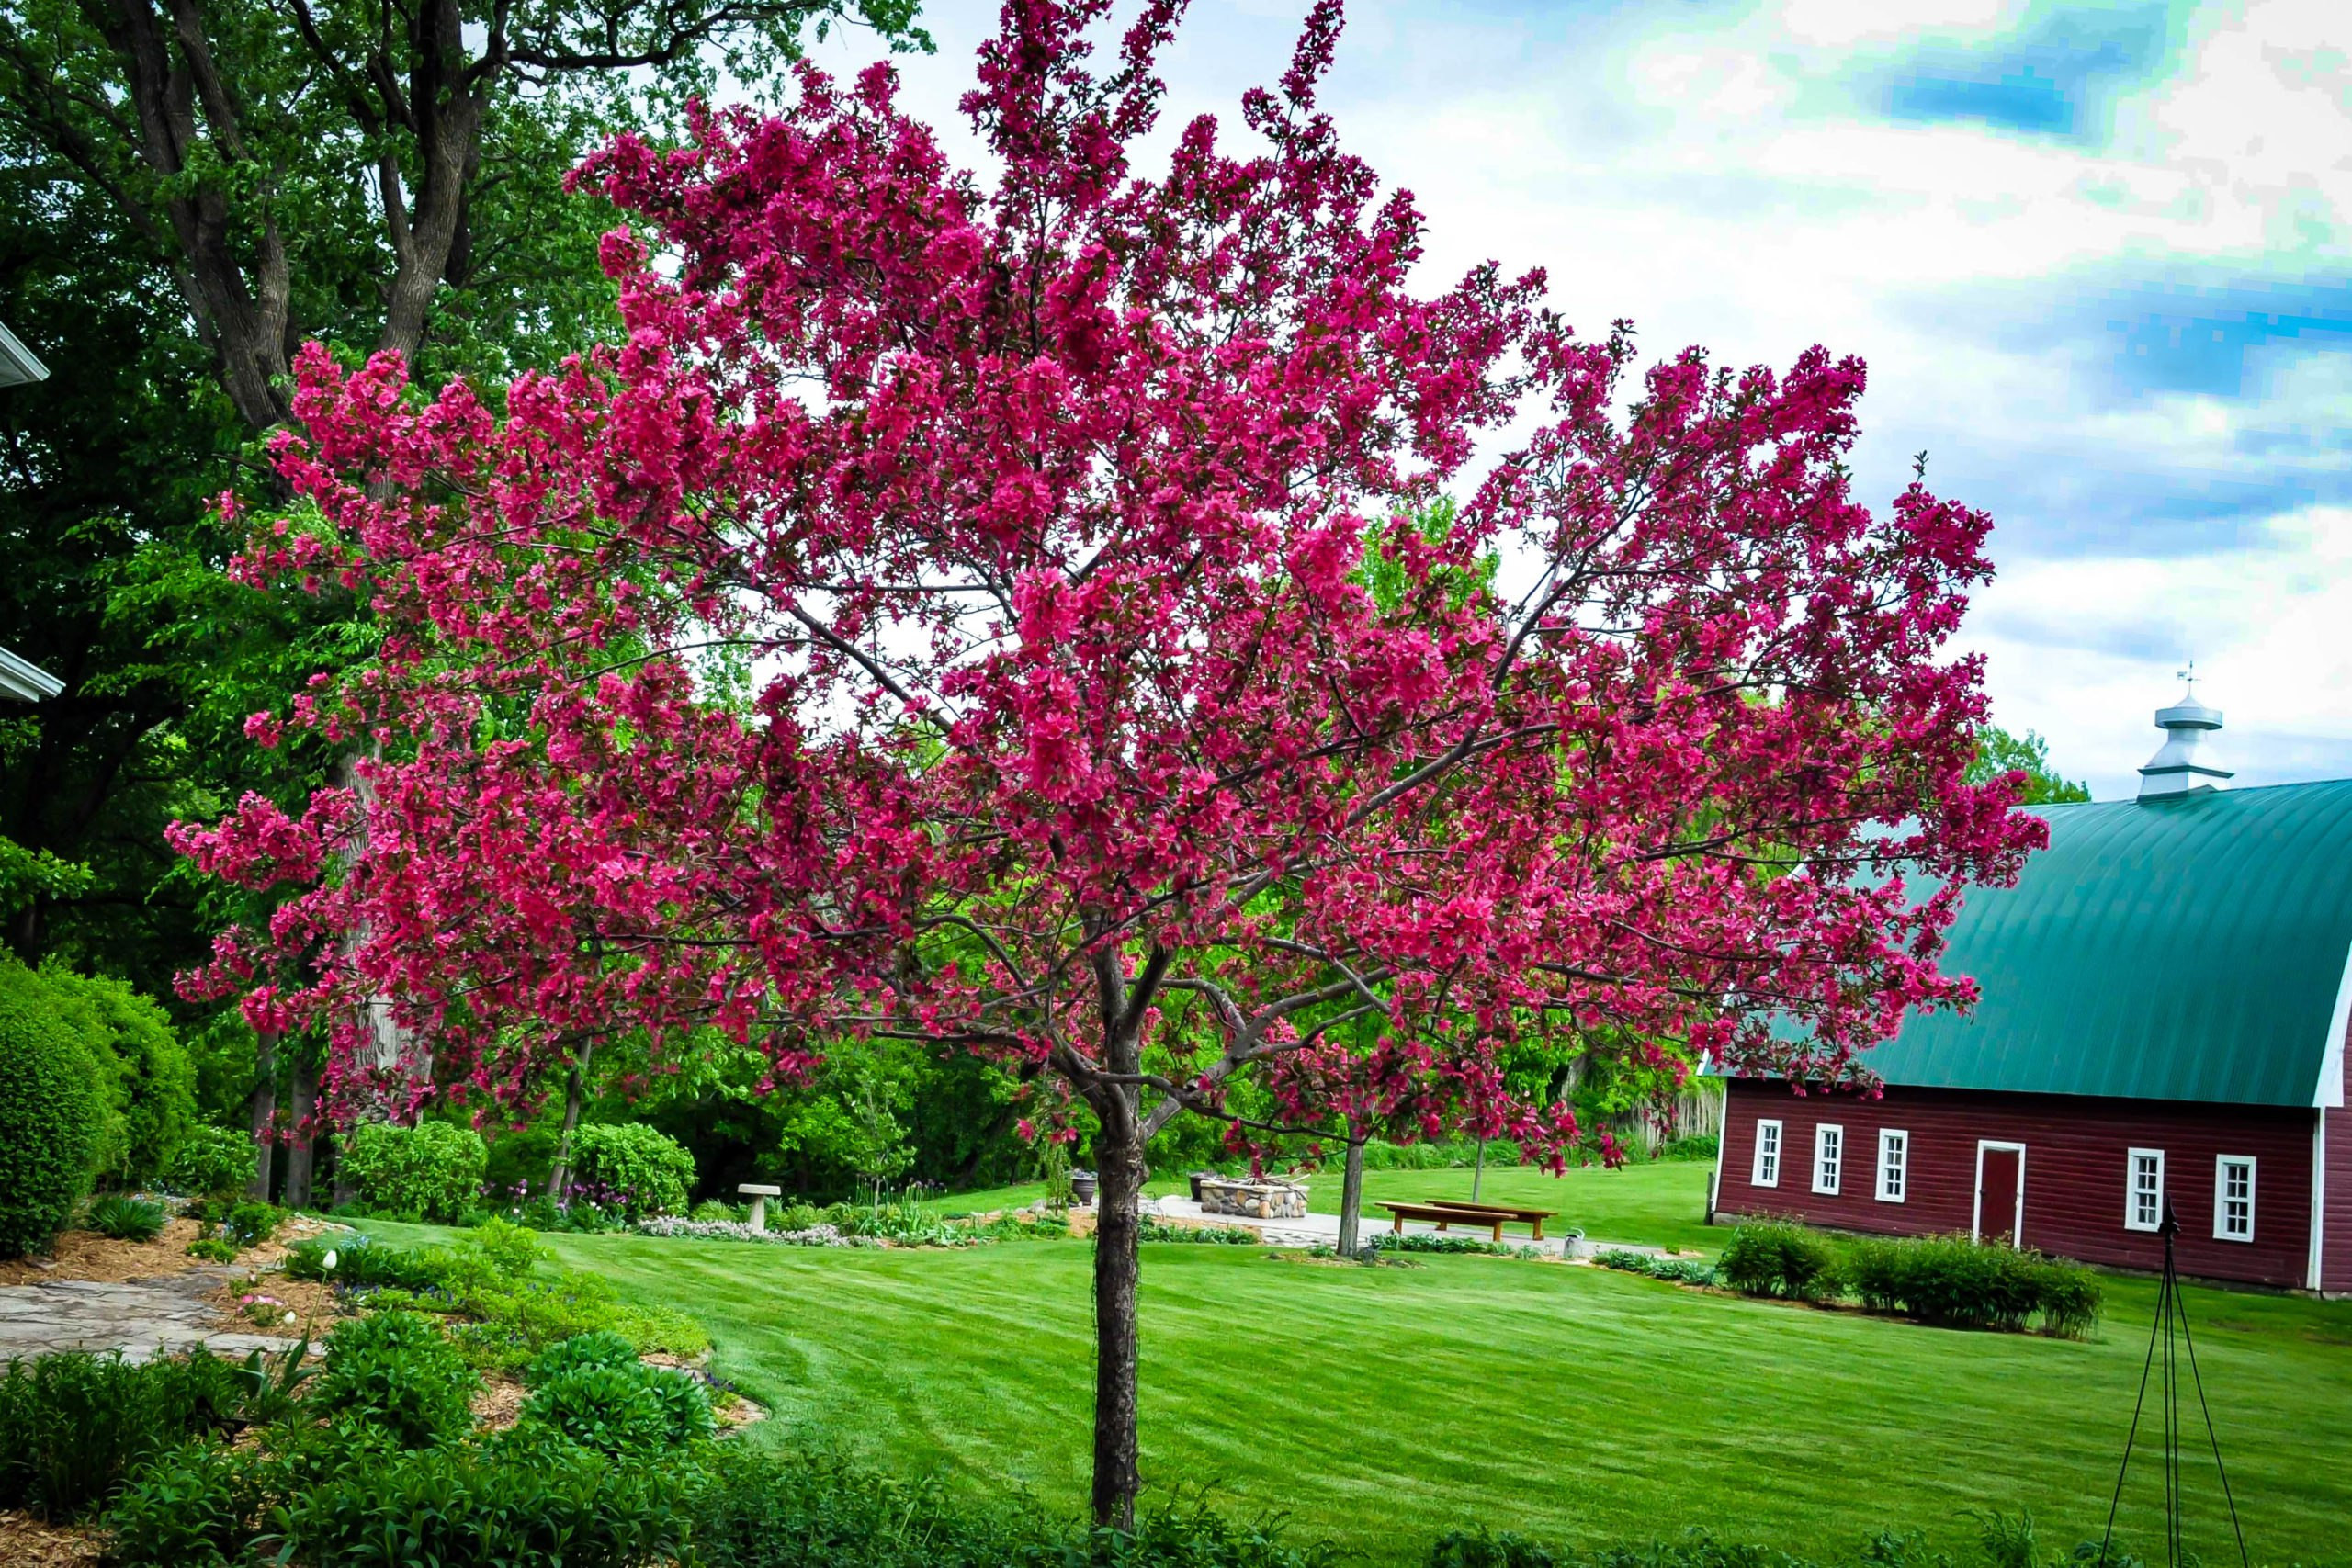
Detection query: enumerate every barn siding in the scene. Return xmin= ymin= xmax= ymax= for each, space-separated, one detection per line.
xmin=1716 ymin=1080 xmax=2315 ymax=1289
xmin=2323 ymin=1108 xmax=2352 ymax=1294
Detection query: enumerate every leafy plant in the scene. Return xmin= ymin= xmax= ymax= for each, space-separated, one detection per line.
xmin=0 ymin=957 xmax=103 ymax=1258
xmin=311 ymin=1312 xmax=479 ymax=1448
xmin=185 ymin=1235 xmax=241 ymax=1263
xmin=340 ymin=1121 xmax=490 ymax=1224
xmin=85 ymin=1193 xmax=167 ymax=1242
xmin=1718 ymin=1224 xmax=1844 ymax=1303
xmin=524 ymin=1330 xmax=640 ymax=1388
xmin=219 ymin=1199 xmax=283 ymax=1247
xmin=165 ymin=1125 xmax=257 ymax=1201
xmin=99 ymin=1438 xmax=261 ymax=1568
xmin=567 ymin=1122 xmax=699 ymax=1219
xmin=1842 ymin=1234 xmax=2098 ymax=1337
xmin=1595 ymin=1249 xmax=1717 ymax=1286
xmin=0 ymin=1349 xmax=244 ymax=1520
xmin=522 ymin=1359 xmax=712 ymax=1456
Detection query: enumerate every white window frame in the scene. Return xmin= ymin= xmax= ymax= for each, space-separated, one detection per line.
xmin=1813 ymin=1123 xmax=1845 ymax=1196
xmin=1752 ymin=1120 xmax=1782 ymax=1188
xmin=1876 ymin=1129 xmax=1909 ymax=1203
xmin=2214 ymin=1155 xmax=2256 ymax=1244
xmin=2125 ymin=1148 xmax=2165 ymax=1233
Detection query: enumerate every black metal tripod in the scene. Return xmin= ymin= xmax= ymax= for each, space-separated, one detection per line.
xmin=2097 ymin=1203 xmax=2251 ymax=1568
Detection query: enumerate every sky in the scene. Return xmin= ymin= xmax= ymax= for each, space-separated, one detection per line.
xmin=806 ymin=0 xmax=2352 ymax=800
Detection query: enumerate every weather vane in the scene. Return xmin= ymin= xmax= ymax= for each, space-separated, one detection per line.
xmin=2177 ymin=660 xmax=2198 ymax=699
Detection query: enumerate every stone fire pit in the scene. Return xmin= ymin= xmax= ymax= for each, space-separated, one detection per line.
xmin=1196 ymin=1177 xmax=1307 ymax=1221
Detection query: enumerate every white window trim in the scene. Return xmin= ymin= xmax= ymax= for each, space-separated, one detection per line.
xmin=1752 ymin=1120 xmax=1782 ymax=1188
xmin=1876 ymin=1129 xmax=1909 ymax=1203
xmin=2124 ymin=1147 xmax=2165 ymax=1234
xmin=2214 ymin=1155 xmax=2256 ymax=1244
xmin=1813 ymin=1123 xmax=1844 ymax=1196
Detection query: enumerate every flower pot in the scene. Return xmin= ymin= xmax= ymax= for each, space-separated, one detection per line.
xmin=1188 ymin=1172 xmax=1210 ymax=1204
xmin=1071 ymin=1171 xmax=1099 ymax=1205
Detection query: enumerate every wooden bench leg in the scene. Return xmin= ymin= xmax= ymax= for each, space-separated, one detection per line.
xmin=1490 ymin=1223 xmax=1503 ymax=1244
xmin=1531 ymin=1221 xmax=1544 ymax=1241
xmin=1393 ymin=1215 xmax=1405 ymax=1235
xmin=1437 ymin=1220 xmax=1450 ymax=1233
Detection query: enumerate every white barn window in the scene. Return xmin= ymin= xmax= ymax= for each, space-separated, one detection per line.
xmin=2214 ymin=1156 xmax=2256 ymax=1243
xmin=2125 ymin=1148 xmax=2165 ymax=1233
xmin=1813 ymin=1124 xmax=1844 ymax=1195
xmin=1752 ymin=1120 xmax=1782 ymax=1188
xmin=1877 ymin=1130 xmax=1908 ymax=1203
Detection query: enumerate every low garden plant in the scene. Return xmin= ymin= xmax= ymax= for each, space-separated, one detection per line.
xmin=85 ymin=1192 xmax=168 ymax=1242
xmin=1594 ymin=1249 xmax=1717 ymax=1286
xmin=1713 ymin=1224 xmax=2100 ymax=1337
xmin=165 ymin=1124 xmax=257 ymax=1201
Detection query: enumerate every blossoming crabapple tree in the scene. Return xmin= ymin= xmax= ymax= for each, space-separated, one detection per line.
xmin=175 ymin=0 xmax=2043 ymax=1525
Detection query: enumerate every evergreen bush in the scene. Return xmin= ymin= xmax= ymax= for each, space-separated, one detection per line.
xmin=567 ymin=1122 xmax=698 ymax=1218
xmin=37 ymin=964 xmax=197 ymax=1188
xmin=341 ymin=1120 xmax=490 ymax=1223
xmin=0 ymin=958 xmax=104 ymax=1258
xmin=1717 ymin=1223 xmax=1843 ymax=1302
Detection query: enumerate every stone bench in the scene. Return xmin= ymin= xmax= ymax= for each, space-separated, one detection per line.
xmin=739 ymin=1184 xmax=782 ymax=1233
xmin=1198 ymin=1177 xmax=1307 ymax=1221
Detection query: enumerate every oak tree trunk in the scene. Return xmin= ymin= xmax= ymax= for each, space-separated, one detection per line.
xmin=247 ymin=1032 xmax=277 ymax=1201
xmin=1090 ymin=1111 xmax=1147 ymax=1529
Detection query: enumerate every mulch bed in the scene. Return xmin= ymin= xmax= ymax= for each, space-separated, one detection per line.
xmin=0 ymin=1511 xmax=102 ymax=1567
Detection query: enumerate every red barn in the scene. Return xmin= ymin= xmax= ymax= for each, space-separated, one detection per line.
xmin=1711 ymin=695 xmax=2352 ymax=1292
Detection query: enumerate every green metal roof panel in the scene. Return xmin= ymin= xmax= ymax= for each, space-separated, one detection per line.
xmin=1856 ymin=780 xmax=2352 ymax=1108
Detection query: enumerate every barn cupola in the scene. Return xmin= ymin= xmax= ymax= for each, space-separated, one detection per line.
xmin=2137 ymin=674 xmax=2232 ymax=799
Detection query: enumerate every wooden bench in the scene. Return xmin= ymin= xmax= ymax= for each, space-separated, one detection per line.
xmin=1418 ymin=1199 xmax=1559 ymax=1240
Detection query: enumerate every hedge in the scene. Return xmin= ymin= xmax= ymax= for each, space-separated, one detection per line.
xmin=37 ymin=964 xmax=197 ymax=1189
xmin=0 ymin=958 xmax=104 ymax=1258
xmin=1719 ymin=1224 xmax=2100 ymax=1337
xmin=341 ymin=1120 xmax=490 ymax=1223
xmin=568 ymin=1123 xmax=698 ymax=1218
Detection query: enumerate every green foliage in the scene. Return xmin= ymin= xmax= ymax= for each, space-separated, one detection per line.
xmin=1136 ymin=1218 xmax=1260 ymax=1245
xmin=522 ymin=1359 xmax=715 ymax=1456
xmin=185 ymin=1235 xmax=242 ymax=1262
xmin=1654 ymin=1134 xmax=1720 ymax=1162
xmin=1717 ymin=1224 xmax=1845 ymax=1303
xmin=312 ymin=1312 xmax=480 ymax=1449
xmin=1842 ymin=1235 xmax=2100 ymax=1338
xmin=1970 ymin=725 xmax=2090 ymax=806
xmin=0 ymin=957 xmax=103 ymax=1257
xmin=34 ymin=964 xmax=197 ymax=1188
xmin=342 ymin=1121 xmax=490 ymax=1223
xmin=0 ymin=1349 xmax=243 ymax=1520
xmin=524 ymin=1330 xmax=641 ymax=1387
xmin=568 ymin=1122 xmax=699 ymax=1217
xmin=1595 ymin=1249 xmax=1717 ymax=1286
xmin=268 ymin=1439 xmax=695 ymax=1568
xmin=1358 ymin=1138 xmax=1520 ymax=1171
xmin=166 ymin=1123 xmax=257 ymax=1200
xmin=219 ymin=1200 xmax=284 ymax=1248
xmin=85 ymin=1193 xmax=167 ymax=1242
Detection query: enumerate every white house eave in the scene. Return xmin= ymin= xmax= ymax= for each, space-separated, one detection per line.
xmin=0 ymin=319 xmax=47 ymax=389
xmin=0 ymin=644 xmax=65 ymax=701
xmin=2316 ymin=937 xmax=2352 ymax=1111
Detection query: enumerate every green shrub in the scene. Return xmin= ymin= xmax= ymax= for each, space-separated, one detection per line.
xmin=567 ymin=1122 xmax=698 ymax=1218
xmin=99 ymin=1438 xmax=260 ymax=1568
xmin=341 ymin=1120 xmax=489 ymax=1223
xmin=1718 ymin=1223 xmax=1843 ymax=1302
xmin=220 ymin=1199 xmax=284 ymax=1248
xmin=37 ymin=964 xmax=197 ymax=1189
xmin=271 ymin=1440 xmax=693 ymax=1568
xmin=84 ymin=1193 xmax=167 ymax=1242
xmin=1594 ymin=1249 xmax=1716 ymax=1286
xmin=522 ymin=1359 xmax=712 ymax=1456
xmin=0 ymin=1350 xmax=244 ymax=1520
xmin=167 ymin=1124 xmax=257 ymax=1201
xmin=1842 ymin=1233 xmax=2100 ymax=1337
xmin=312 ymin=1311 xmax=479 ymax=1448
xmin=285 ymin=1233 xmax=449 ymax=1291
xmin=524 ymin=1330 xmax=640 ymax=1387
xmin=185 ymin=1235 xmax=241 ymax=1263
xmin=0 ymin=958 xmax=104 ymax=1258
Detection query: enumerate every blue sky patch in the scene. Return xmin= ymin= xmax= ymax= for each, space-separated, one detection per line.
xmin=1864 ymin=1 xmax=2191 ymax=142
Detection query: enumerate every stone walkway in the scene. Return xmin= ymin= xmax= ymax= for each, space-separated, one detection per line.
xmin=0 ymin=1268 xmax=298 ymax=1364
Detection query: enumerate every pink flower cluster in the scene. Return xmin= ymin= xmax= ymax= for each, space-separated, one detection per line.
xmin=174 ymin=0 xmax=2041 ymax=1159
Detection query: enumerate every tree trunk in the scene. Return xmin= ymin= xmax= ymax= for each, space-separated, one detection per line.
xmin=1471 ymin=1136 xmax=1487 ymax=1202
xmin=1336 ymin=1121 xmax=1368 ymax=1258
xmin=545 ymin=1039 xmax=594 ymax=1199
xmin=1089 ymin=1112 xmax=1147 ymax=1530
xmin=282 ymin=1053 xmax=317 ymax=1210
xmin=247 ymin=1032 xmax=277 ymax=1201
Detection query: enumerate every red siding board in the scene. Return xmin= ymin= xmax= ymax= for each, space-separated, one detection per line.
xmin=1718 ymin=1080 xmax=2316 ymax=1289
xmin=2324 ymin=1107 xmax=2352 ymax=1295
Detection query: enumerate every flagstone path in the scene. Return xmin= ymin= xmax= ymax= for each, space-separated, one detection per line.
xmin=0 ymin=1267 xmax=297 ymax=1364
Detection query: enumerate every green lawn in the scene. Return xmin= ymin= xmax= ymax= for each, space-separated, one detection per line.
xmin=469 ymin=1163 xmax=2352 ymax=1567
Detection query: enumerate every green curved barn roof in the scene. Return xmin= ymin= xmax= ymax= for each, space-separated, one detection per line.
xmin=1862 ymin=780 xmax=2352 ymax=1108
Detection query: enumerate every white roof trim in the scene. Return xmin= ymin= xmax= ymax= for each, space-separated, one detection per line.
xmin=2317 ymin=939 xmax=2352 ymax=1110
xmin=0 ymin=319 xmax=47 ymax=389
xmin=0 ymin=644 xmax=65 ymax=701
